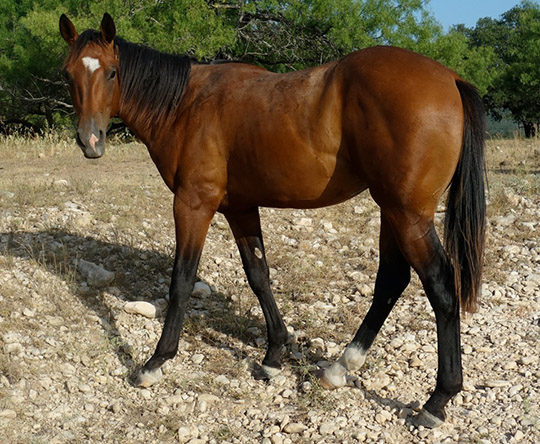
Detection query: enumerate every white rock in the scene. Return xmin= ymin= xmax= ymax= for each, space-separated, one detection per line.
xmin=215 ymin=375 xmax=230 ymax=385
xmin=271 ymin=434 xmax=284 ymax=444
xmin=4 ymin=343 xmax=23 ymax=355
xmin=409 ymin=355 xmax=423 ymax=368
xmin=513 ymin=431 xmax=525 ymax=441
xmin=164 ymin=394 xmax=184 ymax=406
xmin=0 ymin=409 xmax=17 ymax=419
xmin=390 ymin=338 xmax=403 ymax=349
xmin=309 ymin=337 xmax=325 ymax=350
xmin=319 ymin=421 xmax=337 ymax=435
xmin=22 ymin=308 xmax=35 ymax=317
xmin=301 ymin=381 xmax=312 ymax=392
xmin=198 ymin=394 xmax=219 ymax=404
xmin=283 ymin=423 xmax=307 ymax=434
xmin=124 ymin=301 xmax=157 ymax=319
xmin=191 ymin=281 xmax=211 ymax=298
xmin=503 ymin=361 xmax=517 ymax=370
xmin=483 ymin=380 xmax=510 ymax=388
xmin=463 ymin=344 xmax=473 ymax=354
xmin=77 ymin=259 xmax=114 ymax=288
xmin=519 ymin=356 xmax=536 ymax=365
xmin=0 ymin=191 xmax=14 ymax=199
xmin=54 ymin=179 xmax=70 ymax=187
xmin=191 ymin=354 xmax=204 ymax=364
xmin=295 ymin=218 xmax=313 ymax=227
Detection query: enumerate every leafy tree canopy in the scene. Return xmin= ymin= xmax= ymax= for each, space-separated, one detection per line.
xmin=0 ymin=0 xmax=534 ymax=134
xmin=466 ymin=1 xmax=540 ymax=133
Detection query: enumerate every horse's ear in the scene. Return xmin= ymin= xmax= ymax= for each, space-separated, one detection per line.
xmin=100 ymin=13 xmax=116 ymax=44
xmin=59 ymin=14 xmax=78 ymax=46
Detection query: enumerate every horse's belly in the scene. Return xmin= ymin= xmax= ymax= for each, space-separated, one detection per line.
xmin=225 ymin=149 xmax=367 ymax=209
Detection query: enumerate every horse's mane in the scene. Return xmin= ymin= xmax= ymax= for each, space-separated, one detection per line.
xmin=68 ymin=30 xmax=191 ymax=128
xmin=115 ymin=37 xmax=191 ymax=128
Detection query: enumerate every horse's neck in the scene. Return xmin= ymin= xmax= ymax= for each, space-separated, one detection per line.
xmin=117 ymin=99 xmax=168 ymax=149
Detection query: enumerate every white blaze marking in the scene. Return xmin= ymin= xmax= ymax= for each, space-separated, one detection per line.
xmin=82 ymin=57 xmax=101 ymax=74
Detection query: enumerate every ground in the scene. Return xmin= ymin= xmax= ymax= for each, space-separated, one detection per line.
xmin=0 ymin=135 xmax=539 ymax=443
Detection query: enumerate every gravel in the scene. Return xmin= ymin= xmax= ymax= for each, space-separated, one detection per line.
xmin=0 ymin=146 xmax=539 ymax=443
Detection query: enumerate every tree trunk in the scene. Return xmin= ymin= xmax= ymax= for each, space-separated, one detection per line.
xmin=523 ymin=121 xmax=536 ymax=138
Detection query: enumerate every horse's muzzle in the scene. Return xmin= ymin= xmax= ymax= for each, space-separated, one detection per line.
xmin=76 ymin=129 xmax=105 ymax=158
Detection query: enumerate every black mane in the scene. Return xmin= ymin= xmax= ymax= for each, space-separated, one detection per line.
xmin=115 ymin=37 xmax=191 ymax=127
xmin=68 ymin=30 xmax=192 ymax=127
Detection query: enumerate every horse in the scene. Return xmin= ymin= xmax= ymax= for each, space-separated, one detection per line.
xmin=59 ymin=13 xmax=486 ymax=428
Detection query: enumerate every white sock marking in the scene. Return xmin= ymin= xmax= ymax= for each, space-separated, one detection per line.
xmin=82 ymin=57 xmax=101 ymax=74
xmin=323 ymin=345 xmax=367 ymax=388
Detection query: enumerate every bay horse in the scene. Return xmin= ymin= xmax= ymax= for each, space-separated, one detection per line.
xmin=60 ymin=13 xmax=486 ymax=428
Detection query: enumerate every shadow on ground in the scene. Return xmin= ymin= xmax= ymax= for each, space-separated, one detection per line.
xmin=0 ymin=229 xmax=265 ymax=370
xmin=1 ymin=228 xmax=417 ymax=418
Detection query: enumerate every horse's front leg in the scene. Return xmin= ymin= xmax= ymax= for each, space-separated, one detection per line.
xmin=225 ymin=208 xmax=289 ymax=379
xmin=135 ymin=193 xmax=215 ymax=387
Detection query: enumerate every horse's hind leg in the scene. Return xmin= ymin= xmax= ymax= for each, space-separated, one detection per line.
xmin=321 ymin=216 xmax=411 ymax=388
xmin=385 ymin=211 xmax=462 ymax=428
xmin=225 ymin=208 xmax=289 ymax=378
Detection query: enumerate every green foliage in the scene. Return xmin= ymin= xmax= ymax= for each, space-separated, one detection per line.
xmin=0 ymin=0 xmax=538 ymax=134
xmin=0 ymin=0 xmax=236 ymax=132
xmin=467 ymin=1 xmax=540 ymax=130
xmin=229 ymin=0 xmax=445 ymax=70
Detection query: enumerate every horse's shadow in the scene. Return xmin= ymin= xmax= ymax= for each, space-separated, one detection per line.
xmin=1 ymin=229 xmax=420 ymax=418
xmin=0 ymin=229 xmax=265 ymax=372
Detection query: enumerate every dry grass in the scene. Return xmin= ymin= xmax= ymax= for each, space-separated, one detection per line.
xmin=485 ymin=137 xmax=540 ymax=215
xmin=1 ymin=134 xmax=539 ymax=442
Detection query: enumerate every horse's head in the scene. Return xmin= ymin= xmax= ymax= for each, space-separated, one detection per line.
xmin=60 ymin=13 xmax=119 ymax=158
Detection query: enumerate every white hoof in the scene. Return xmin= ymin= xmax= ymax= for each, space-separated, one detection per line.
xmin=261 ymin=365 xmax=282 ymax=379
xmin=412 ymin=409 xmax=444 ymax=429
xmin=319 ymin=366 xmax=346 ymax=390
xmin=135 ymin=367 xmax=163 ymax=387
xmin=320 ymin=344 xmax=367 ymax=390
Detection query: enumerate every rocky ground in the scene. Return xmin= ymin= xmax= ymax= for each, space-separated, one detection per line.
xmin=0 ymin=137 xmax=539 ymax=443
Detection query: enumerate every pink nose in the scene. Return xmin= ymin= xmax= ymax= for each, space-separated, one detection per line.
xmin=89 ymin=133 xmax=99 ymax=149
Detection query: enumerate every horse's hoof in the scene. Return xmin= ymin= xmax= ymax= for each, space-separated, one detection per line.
xmin=318 ymin=368 xmax=346 ymax=390
xmin=133 ymin=367 xmax=163 ymax=387
xmin=253 ymin=364 xmax=281 ymax=380
xmin=412 ymin=409 xmax=444 ymax=429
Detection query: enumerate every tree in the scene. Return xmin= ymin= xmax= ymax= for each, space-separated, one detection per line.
xmin=0 ymin=0 xmax=236 ymax=133
xmin=223 ymin=0 xmax=444 ymax=70
xmin=0 ymin=0 xmax=497 ymax=133
xmin=468 ymin=1 xmax=540 ymax=136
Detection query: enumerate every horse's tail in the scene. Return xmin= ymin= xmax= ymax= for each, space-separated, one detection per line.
xmin=444 ymin=79 xmax=487 ymax=313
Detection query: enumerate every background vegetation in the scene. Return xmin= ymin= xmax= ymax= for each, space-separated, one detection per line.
xmin=1 ymin=0 xmax=539 ymax=136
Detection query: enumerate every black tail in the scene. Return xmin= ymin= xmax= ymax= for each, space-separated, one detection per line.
xmin=444 ymin=80 xmax=486 ymax=313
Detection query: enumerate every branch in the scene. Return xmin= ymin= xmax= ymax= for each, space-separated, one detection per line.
xmin=31 ymin=74 xmax=65 ymax=87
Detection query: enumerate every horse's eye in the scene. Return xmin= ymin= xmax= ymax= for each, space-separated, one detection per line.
xmin=108 ymin=69 xmax=116 ymax=80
